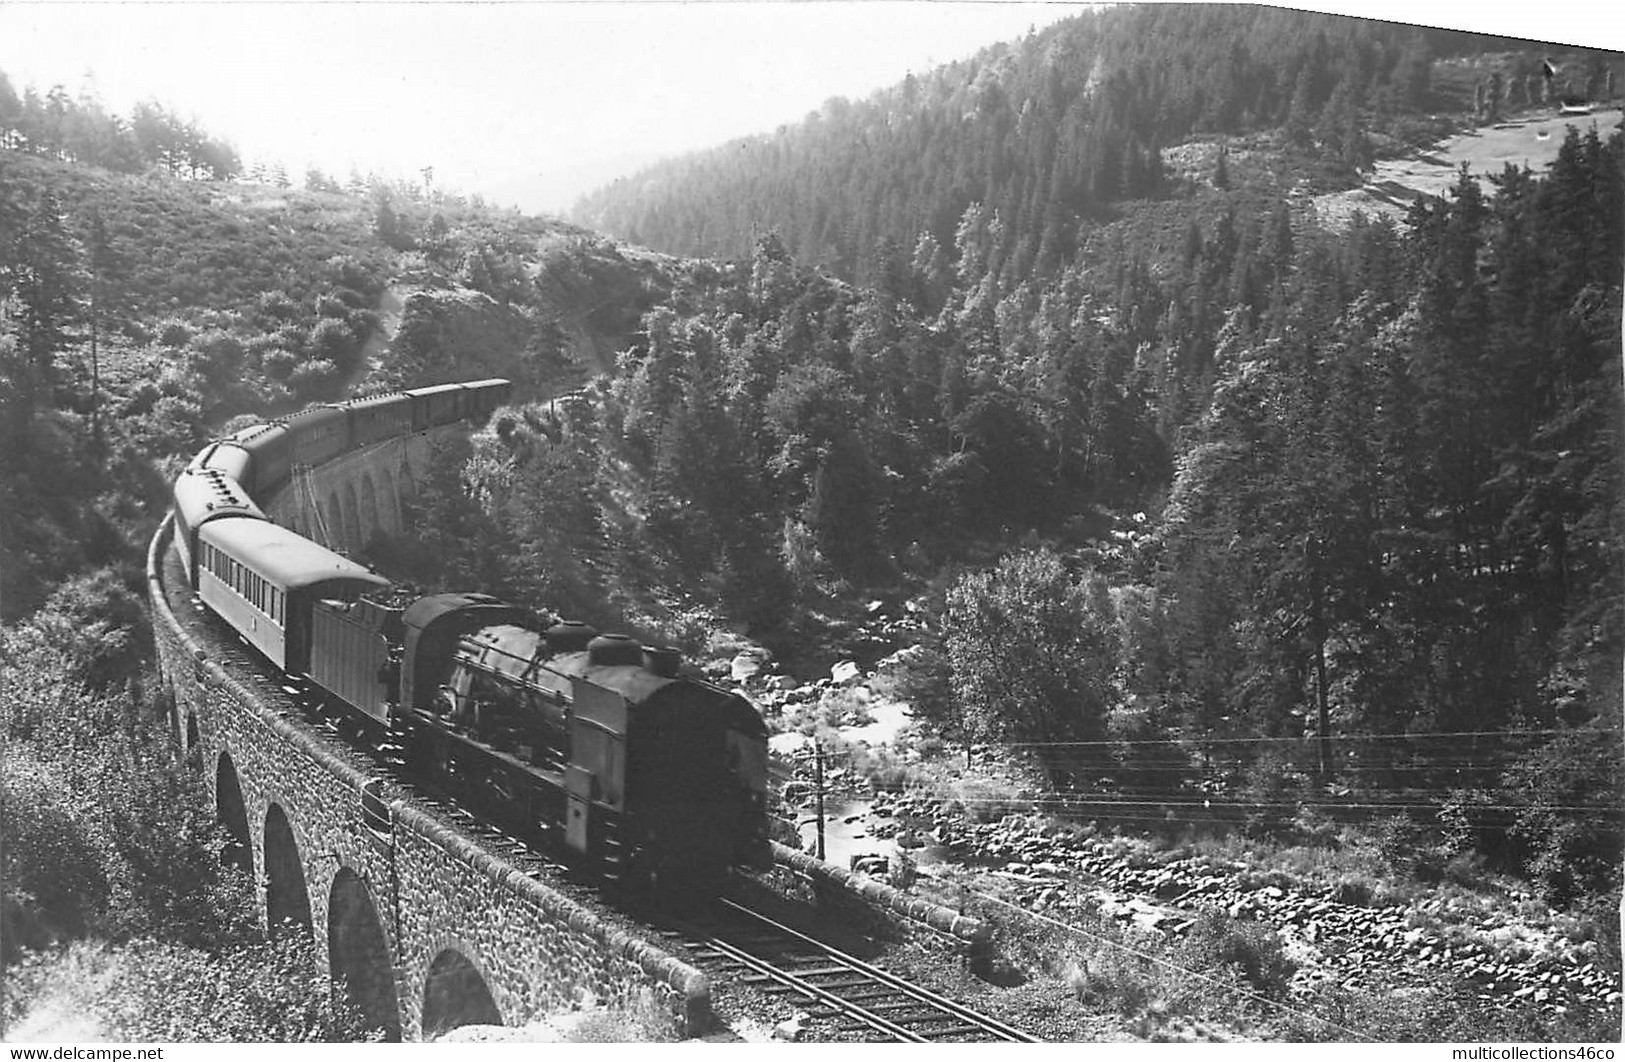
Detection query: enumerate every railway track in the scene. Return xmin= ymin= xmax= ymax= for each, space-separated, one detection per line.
xmin=658 ymin=897 xmax=1041 ymax=1043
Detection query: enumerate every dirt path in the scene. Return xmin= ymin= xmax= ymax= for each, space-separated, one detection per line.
xmin=343 ymin=283 xmax=407 ymax=394
xmin=1314 ymin=107 xmax=1623 ymax=230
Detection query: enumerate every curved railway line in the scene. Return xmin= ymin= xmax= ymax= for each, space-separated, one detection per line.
xmin=657 ymin=898 xmax=1042 ymax=1043
xmin=168 ymin=545 xmax=1040 ymax=1042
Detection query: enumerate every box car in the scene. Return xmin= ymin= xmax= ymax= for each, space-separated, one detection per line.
xmin=285 ymin=404 xmax=351 ymax=468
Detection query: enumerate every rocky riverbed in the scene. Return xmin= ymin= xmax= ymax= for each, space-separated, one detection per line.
xmin=705 ymin=609 xmax=1620 ymax=1039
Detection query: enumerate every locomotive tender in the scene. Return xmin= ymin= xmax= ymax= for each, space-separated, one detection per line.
xmin=172 ymin=379 xmax=771 ymax=896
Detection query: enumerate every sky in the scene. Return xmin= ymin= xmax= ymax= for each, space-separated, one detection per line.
xmin=0 ymin=1 xmax=1621 ymax=213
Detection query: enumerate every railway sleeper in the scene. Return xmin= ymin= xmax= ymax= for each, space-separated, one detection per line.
xmin=773 ymin=964 xmax=855 ymax=978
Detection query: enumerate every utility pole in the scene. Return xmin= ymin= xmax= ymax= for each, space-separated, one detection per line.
xmin=813 ymin=739 xmax=826 ymax=861
xmin=1307 ymin=535 xmax=1331 ymax=781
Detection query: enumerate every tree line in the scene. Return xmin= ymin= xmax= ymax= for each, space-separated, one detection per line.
xmin=0 ymin=70 xmax=240 ymax=180
xmin=574 ymin=5 xmax=1620 ymax=285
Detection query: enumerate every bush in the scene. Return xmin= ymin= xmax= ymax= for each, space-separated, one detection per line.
xmin=558 ymin=996 xmax=678 ymax=1043
xmin=1373 ymin=812 xmax=1421 ymax=874
xmin=155 ymin=317 xmax=194 ymax=349
xmin=287 ymin=357 xmax=340 ymax=401
xmin=1505 ymin=729 xmax=1623 ymax=908
xmin=1177 ymin=908 xmax=1297 ymax=998
xmin=2 ymin=616 xmax=258 ymax=954
xmin=1 ymin=752 xmax=109 ymax=956
xmin=4 ymin=937 xmax=379 ymax=1042
xmin=947 ymin=778 xmax=1032 ymax=824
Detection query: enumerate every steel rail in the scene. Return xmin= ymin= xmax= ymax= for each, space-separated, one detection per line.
xmin=710 ymin=898 xmax=1042 ymax=1042
xmin=696 ymin=931 xmax=933 ymax=1042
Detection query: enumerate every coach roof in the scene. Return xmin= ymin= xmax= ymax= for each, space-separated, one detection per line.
xmin=199 ymin=518 xmax=390 ymax=592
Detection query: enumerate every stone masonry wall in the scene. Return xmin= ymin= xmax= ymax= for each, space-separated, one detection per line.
xmin=757 ymin=843 xmax=992 ymax=958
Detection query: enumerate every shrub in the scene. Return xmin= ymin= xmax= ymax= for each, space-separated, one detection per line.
xmin=560 ymin=1005 xmax=677 ymax=1043
xmin=309 ymin=317 xmax=359 ymax=373
xmin=1373 ymin=812 xmax=1421 ymax=874
xmin=2 ymin=617 xmax=258 ymax=954
xmin=155 ymin=317 xmax=194 ymax=349
xmin=1177 ymin=908 xmax=1297 ymax=998
xmin=1 ymin=752 xmax=109 ymax=957
xmin=1504 ymin=729 xmax=1623 ymax=908
xmin=287 ymin=357 xmax=340 ymax=401
xmin=4 ymin=937 xmax=379 ymax=1042
xmin=947 ymin=778 xmax=1033 ymax=824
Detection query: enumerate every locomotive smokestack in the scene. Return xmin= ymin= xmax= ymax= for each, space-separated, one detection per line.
xmin=587 ymin=633 xmax=643 ymax=667
xmin=545 ymin=620 xmax=598 ymax=653
xmin=643 ymin=645 xmax=682 ymax=677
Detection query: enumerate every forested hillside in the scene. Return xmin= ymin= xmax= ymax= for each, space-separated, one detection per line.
xmin=0 ymin=118 xmax=672 ymax=619
xmin=575 ymin=5 xmax=1621 ymax=280
xmin=0 ymin=76 xmax=677 ymax=1038
xmin=506 ymin=7 xmax=1625 ymax=934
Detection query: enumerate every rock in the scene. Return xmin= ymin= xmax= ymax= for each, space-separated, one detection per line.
xmin=850 ymin=854 xmax=889 ymax=876
xmin=830 ymin=660 xmax=862 ymax=685
xmin=773 ymin=1013 xmax=810 ymax=1042
xmin=731 ymin=651 xmax=770 ymax=682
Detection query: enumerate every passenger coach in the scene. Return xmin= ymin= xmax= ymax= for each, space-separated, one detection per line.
xmin=196 ymin=518 xmax=388 ymax=673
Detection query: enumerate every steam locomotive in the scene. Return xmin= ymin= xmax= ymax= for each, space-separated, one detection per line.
xmin=172 ymin=379 xmax=772 ymax=896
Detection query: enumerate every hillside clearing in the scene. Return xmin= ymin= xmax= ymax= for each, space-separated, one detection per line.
xmin=1314 ymin=107 xmax=1624 ymax=229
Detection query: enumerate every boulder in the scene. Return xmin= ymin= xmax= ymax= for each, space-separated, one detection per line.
xmin=773 ymin=1013 xmax=810 ymax=1041
xmin=731 ymin=651 xmax=770 ymax=683
xmin=831 ymin=660 xmax=862 ymax=685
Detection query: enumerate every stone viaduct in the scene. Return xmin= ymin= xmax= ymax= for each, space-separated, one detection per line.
xmin=148 ymin=418 xmax=711 ymax=1041
xmin=147 ymin=410 xmax=992 ymax=1042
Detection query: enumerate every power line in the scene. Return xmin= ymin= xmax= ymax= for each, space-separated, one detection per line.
xmin=1005 ymin=728 xmax=1622 ymax=748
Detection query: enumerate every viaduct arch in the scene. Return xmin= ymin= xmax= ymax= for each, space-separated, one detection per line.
xmin=264 ymin=804 xmax=313 ymax=940
xmin=421 ymin=947 xmax=503 ymax=1039
xmin=215 ymin=751 xmax=252 ymax=879
xmin=329 ymin=867 xmax=401 ymax=1041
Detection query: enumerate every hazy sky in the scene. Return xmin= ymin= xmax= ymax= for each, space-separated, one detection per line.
xmin=0 ymin=2 xmax=1619 ymax=212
